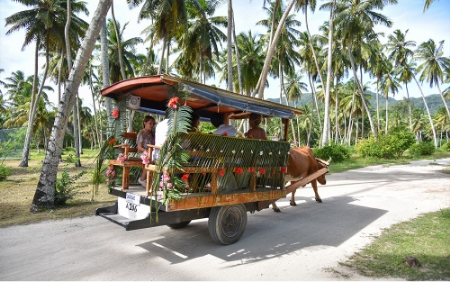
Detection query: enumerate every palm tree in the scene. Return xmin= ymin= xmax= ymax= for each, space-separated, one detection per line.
xmin=31 ymin=0 xmax=113 ymax=211
xmin=415 ymin=39 xmax=450 ymax=121
xmin=397 ymin=61 xmax=415 ymax=131
xmin=380 ymin=63 xmax=402 ymax=134
xmin=385 ymin=29 xmax=416 ymax=131
xmin=5 ymin=0 xmax=88 ymax=167
xmin=256 ymin=0 xmax=297 ymax=99
xmin=423 ymin=0 xmax=437 ymax=11
xmin=176 ymin=0 xmax=227 ymax=83
xmin=331 ymin=0 xmax=398 ymax=138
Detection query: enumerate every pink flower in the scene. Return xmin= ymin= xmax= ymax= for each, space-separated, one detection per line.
xmin=111 ymin=109 xmax=119 ymax=119
xmin=160 ymin=181 xmax=164 ymax=188
xmin=163 ymin=173 xmax=171 ymax=182
xmin=166 ymin=183 xmax=173 ymax=189
xmin=141 ymin=153 xmax=150 ymax=164
xmin=168 ymin=97 xmax=179 ymax=109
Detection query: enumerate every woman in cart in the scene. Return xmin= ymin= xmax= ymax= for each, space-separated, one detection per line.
xmin=136 ymin=115 xmax=155 ymax=186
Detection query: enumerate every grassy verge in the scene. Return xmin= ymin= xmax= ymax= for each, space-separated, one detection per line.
xmin=340 ymin=208 xmax=450 ymax=281
xmin=328 ymin=151 xmax=450 ymax=174
xmin=0 ymin=149 xmax=116 ymax=228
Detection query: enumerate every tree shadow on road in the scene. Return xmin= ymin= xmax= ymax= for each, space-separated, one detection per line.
xmin=136 ymin=195 xmax=387 ymax=265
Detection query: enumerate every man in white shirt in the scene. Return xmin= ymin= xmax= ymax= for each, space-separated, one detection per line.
xmin=152 ymin=117 xmax=170 ymax=162
xmin=211 ymin=113 xmax=236 ymax=136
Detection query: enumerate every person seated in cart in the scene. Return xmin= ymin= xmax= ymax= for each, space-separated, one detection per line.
xmin=137 ymin=115 xmax=156 ymax=187
xmin=245 ymin=113 xmax=267 ymax=140
xmin=211 ymin=113 xmax=237 ymax=136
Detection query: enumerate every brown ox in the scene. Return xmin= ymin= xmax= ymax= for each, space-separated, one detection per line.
xmin=272 ymin=146 xmax=330 ymax=212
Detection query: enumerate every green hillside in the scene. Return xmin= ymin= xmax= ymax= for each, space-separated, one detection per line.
xmin=268 ymin=93 xmax=449 ymax=115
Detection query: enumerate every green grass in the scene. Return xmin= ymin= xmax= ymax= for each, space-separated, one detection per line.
xmin=341 ymin=208 xmax=450 ymax=280
xmin=0 ymin=149 xmax=116 ymax=228
xmin=328 ymin=151 xmax=450 ymax=174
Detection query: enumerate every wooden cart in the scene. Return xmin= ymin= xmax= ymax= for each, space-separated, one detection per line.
xmin=96 ymin=74 xmax=328 ymax=245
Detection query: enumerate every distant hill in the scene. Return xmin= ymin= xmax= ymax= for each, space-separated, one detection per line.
xmin=268 ymin=92 xmax=448 ymax=115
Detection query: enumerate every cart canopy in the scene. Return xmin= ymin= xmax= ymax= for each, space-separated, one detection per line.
xmin=101 ymin=74 xmax=303 ymax=119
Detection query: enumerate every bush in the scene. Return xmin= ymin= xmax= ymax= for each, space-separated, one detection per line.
xmin=409 ymin=142 xmax=436 ymax=156
xmin=55 ymin=169 xmax=87 ymax=206
xmin=312 ymin=144 xmax=351 ymax=163
xmin=355 ymin=127 xmax=415 ymax=159
xmin=0 ymin=164 xmax=12 ymax=181
xmin=441 ymin=141 xmax=450 ymax=152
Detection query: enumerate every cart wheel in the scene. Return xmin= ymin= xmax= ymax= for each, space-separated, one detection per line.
xmin=168 ymin=221 xmax=191 ymax=229
xmin=208 ymin=204 xmax=247 ymax=245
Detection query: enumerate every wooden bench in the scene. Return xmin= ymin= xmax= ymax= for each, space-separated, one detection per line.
xmin=109 ymin=132 xmax=145 ymax=190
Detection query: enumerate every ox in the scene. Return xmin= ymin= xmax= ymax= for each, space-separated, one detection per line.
xmin=271 ymin=146 xmax=330 ymax=212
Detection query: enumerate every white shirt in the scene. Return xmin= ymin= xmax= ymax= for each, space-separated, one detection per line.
xmin=153 ymin=118 xmax=169 ymax=161
xmin=213 ymin=124 xmax=237 ymax=137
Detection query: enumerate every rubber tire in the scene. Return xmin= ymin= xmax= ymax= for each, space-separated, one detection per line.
xmin=208 ymin=204 xmax=247 ymax=245
xmin=168 ymin=221 xmax=191 ymax=229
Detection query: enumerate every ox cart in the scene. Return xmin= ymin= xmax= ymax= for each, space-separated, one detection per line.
xmin=96 ymin=74 xmax=328 ymax=245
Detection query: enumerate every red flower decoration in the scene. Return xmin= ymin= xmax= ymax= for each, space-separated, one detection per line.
xmin=259 ymin=168 xmax=266 ymax=175
xmin=111 ymin=109 xmax=119 ymax=119
xmin=281 ymin=167 xmax=287 ymax=173
xmin=108 ymin=138 xmax=117 ymax=146
xmin=249 ymin=167 xmax=255 ymax=173
xmin=235 ymin=167 xmax=243 ymax=175
xmin=168 ymin=97 xmax=179 ymax=109
xmin=271 ymin=169 xmax=276 ymax=174
xmin=219 ymin=168 xmax=225 ymax=177
xmin=248 ymin=134 xmax=254 ymax=139
xmin=221 ymin=132 xmax=228 ymax=136
xmin=202 ymin=172 xmax=206 ymax=176
xmin=181 ymin=174 xmax=189 ymax=181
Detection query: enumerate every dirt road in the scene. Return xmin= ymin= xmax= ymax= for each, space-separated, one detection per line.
xmin=1 ymin=158 xmax=449 ymax=280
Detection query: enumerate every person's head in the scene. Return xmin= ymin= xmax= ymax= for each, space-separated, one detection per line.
xmin=189 ymin=113 xmax=200 ymax=132
xmin=249 ymin=113 xmax=262 ymax=127
xmin=142 ymin=115 xmax=155 ymax=130
xmin=210 ymin=113 xmax=224 ymax=128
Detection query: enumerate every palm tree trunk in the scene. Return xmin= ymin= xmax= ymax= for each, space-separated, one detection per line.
xmin=385 ymin=95 xmax=389 ymax=134
xmin=31 ymin=0 xmax=113 ymax=211
xmin=348 ymin=46 xmax=377 ymax=137
xmin=436 ymin=83 xmax=450 ymax=121
xmin=57 ymin=49 xmax=64 ymax=105
xmin=227 ymin=0 xmax=233 ymax=92
xmin=232 ymin=10 xmax=243 ymax=94
xmin=88 ymin=67 xmax=101 ymax=146
xmin=100 ymin=18 xmax=113 ymax=134
xmin=412 ymin=75 xmax=438 ymax=148
xmin=335 ymin=78 xmax=339 ymax=144
xmin=308 ymin=76 xmax=322 ymax=133
xmin=111 ymin=3 xmax=126 ymax=80
xmin=20 ymin=38 xmax=50 ymax=167
xmin=405 ymin=82 xmax=412 ymax=131
xmin=158 ymin=39 xmax=166 ymax=74
xmin=257 ymin=0 xmax=295 ymax=99
xmin=376 ymin=77 xmax=380 ymax=133
xmin=321 ymin=0 xmax=336 ymax=146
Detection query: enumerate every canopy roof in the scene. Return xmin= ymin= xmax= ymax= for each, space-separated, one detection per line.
xmin=101 ymin=74 xmax=303 ymax=119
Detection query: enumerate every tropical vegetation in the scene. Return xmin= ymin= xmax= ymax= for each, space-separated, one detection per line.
xmin=0 ymin=0 xmax=448 ymax=210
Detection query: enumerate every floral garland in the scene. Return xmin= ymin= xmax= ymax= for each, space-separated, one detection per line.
xmin=105 ymin=165 xmax=117 ymax=189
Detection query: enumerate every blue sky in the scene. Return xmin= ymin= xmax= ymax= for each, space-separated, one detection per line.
xmin=1 ymin=0 xmax=449 ymax=109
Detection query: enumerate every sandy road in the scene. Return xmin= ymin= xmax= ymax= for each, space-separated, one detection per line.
xmin=1 ymin=158 xmax=449 ymax=281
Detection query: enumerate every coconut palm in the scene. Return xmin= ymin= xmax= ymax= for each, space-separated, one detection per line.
xmin=415 ymin=39 xmax=450 ymax=121
xmin=380 ymin=63 xmax=402 ymax=134
xmin=32 ymin=0 xmax=113 ymax=210
xmin=176 ymin=0 xmax=227 ymax=83
xmin=5 ymin=0 xmax=88 ymax=167
xmin=331 ymin=0 xmax=398 ymax=137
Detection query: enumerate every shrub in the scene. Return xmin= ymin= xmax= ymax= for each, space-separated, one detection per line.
xmin=312 ymin=144 xmax=351 ymax=163
xmin=0 ymin=164 xmax=12 ymax=181
xmin=355 ymin=127 xmax=415 ymax=159
xmin=55 ymin=169 xmax=87 ymax=206
xmin=441 ymin=141 xmax=450 ymax=152
xmin=409 ymin=142 xmax=436 ymax=156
